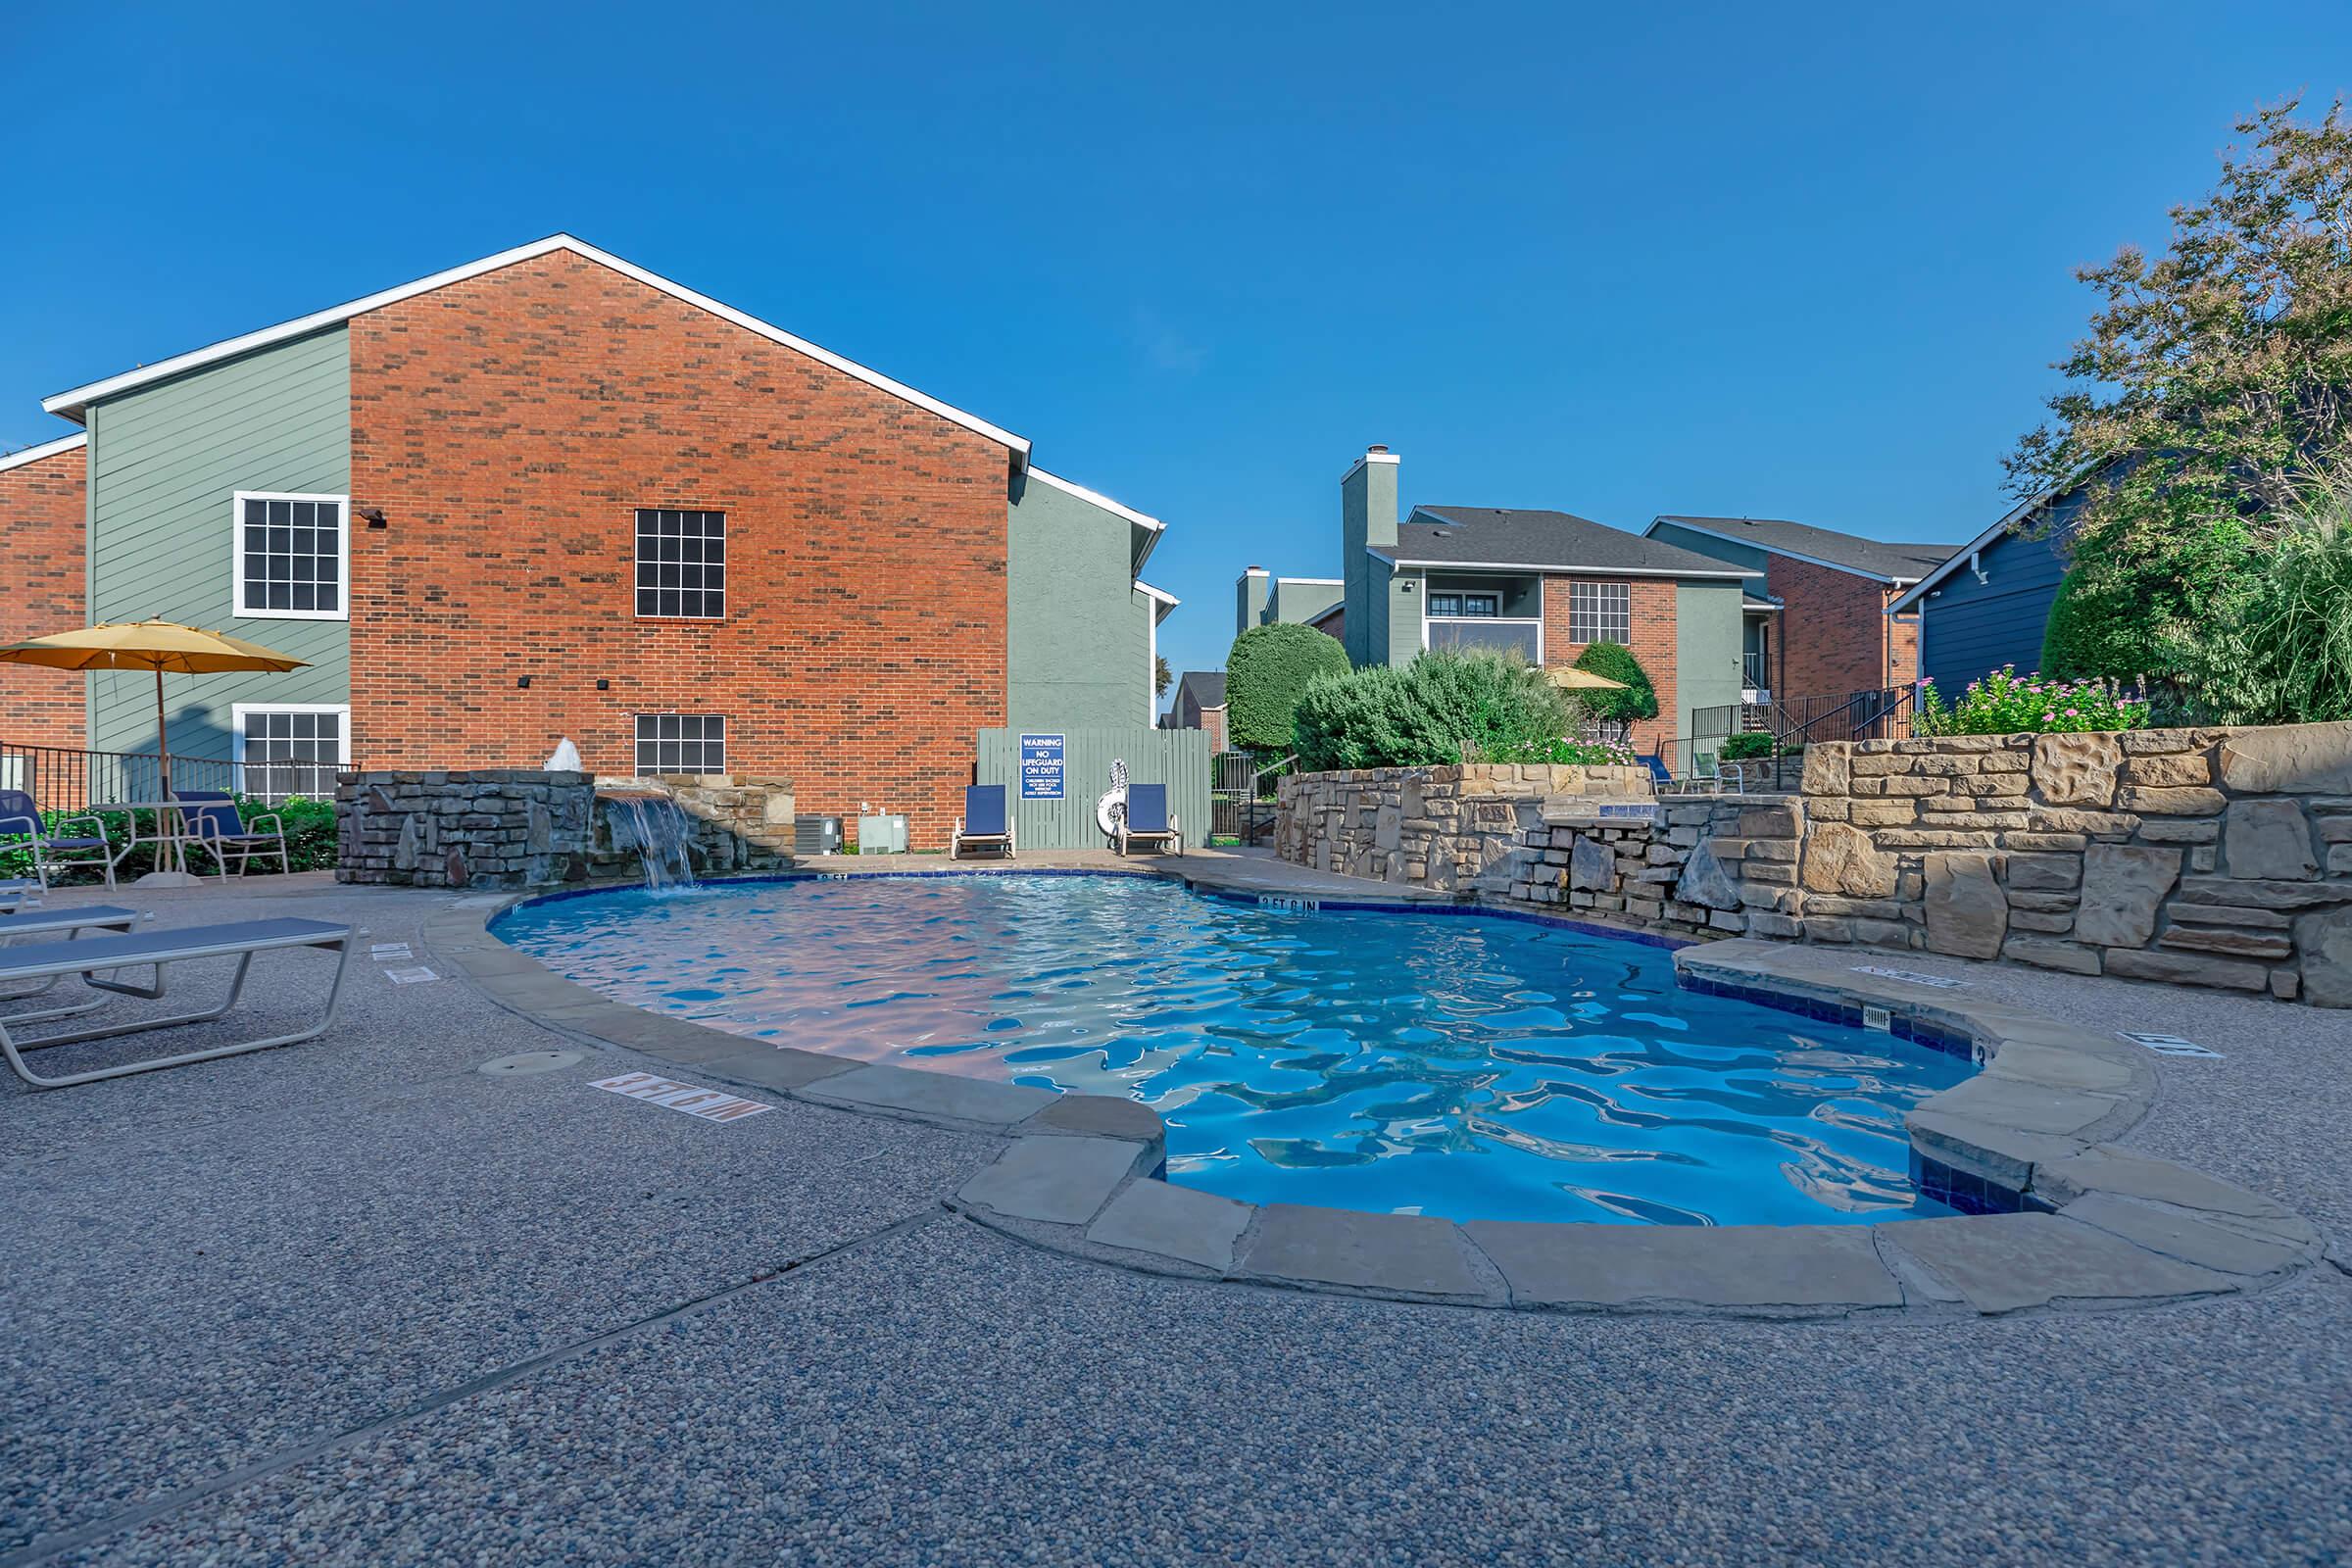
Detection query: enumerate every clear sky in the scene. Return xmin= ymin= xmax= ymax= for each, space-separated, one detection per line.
xmin=6 ymin=3 xmax=2349 ymax=693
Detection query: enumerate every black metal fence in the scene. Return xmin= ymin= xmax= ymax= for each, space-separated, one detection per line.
xmin=1210 ymin=750 xmax=1292 ymax=844
xmin=0 ymin=741 xmax=341 ymax=814
xmin=1687 ymin=685 xmax=1916 ymax=791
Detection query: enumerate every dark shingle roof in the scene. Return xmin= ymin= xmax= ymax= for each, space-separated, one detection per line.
xmin=1397 ymin=507 xmax=1744 ymax=576
xmin=1651 ymin=514 xmax=1956 ymax=581
xmin=1175 ymin=670 xmax=1226 ymax=710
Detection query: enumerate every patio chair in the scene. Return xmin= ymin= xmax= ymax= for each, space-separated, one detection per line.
xmin=0 ymin=904 xmax=152 ymax=1014
xmin=951 ymin=784 xmax=1014 ymax=859
xmin=0 ymin=788 xmax=117 ymax=890
xmin=0 ymin=880 xmax=41 ymax=914
xmin=1116 ymin=783 xmax=1182 ymax=857
xmin=0 ymin=916 xmax=352 ymax=1088
xmin=1637 ymin=755 xmax=1719 ymax=796
xmin=174 ymin=789 xmax=291 ymax=878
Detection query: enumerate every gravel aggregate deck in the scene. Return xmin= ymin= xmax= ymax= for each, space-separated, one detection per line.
xmin=5 ymin=870 xmax=2348 ymax=1565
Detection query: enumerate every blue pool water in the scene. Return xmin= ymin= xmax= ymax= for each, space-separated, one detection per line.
xmin=497 ymin=874 xmax=1974 ymax=1226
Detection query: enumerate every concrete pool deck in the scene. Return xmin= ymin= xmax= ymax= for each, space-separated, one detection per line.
xmin=4 ymin=858 xmax=2349 ymax=1563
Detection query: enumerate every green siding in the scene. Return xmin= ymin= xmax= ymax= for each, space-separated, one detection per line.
xmin=1340 ymin=457 xmax=1397 ymax=667
xmin=1006 ymin=474 xmax=1150 ymax=730
xmin=975 ymin=725 xmax=1211 ymax=851
xmin=1674 ymin=579 xmax=1745 ymax=757
xmin=1384 ymin=563 xmax=1422 ymax=666
xmin=85 ymin=327 xmax=352 ymax=763
xmin=1650 ymin=520 xmax=1770 ymax=594
xmin=1269 ymin=578 xmax=1342 ymax=626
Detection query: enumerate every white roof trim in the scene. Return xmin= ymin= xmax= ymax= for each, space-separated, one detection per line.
xmin=1028 ymin=466 xmax=1162 ymax=532
xmin=1275 ymin=575 xmax=1344 ymax=586
xmin=1368 ymin=547 xmax=1749 ymax=580
xmin=39 ymin=235 xmax=1033 ymax=463
xmin=1138 ymin=580 xmax=1180 ymax=622
xmin=1642 ymin=516 xmax=1934 ymax=584
xmin=1886 ymin=488 xmax=2058 ymax=612
xmin=0 ymin=430 xmax=86 ymax=472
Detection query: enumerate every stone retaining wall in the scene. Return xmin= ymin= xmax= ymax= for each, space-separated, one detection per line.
xmin=1781 ymin=721 xmax=2352 ymax=1004
xmin=337 ymin=769 xmax=796 ymax=888
xmin=1509 ymin=799 xmax=1760 ymax=940
xmin=1273 ymin=763 xmax=1650 ymax=893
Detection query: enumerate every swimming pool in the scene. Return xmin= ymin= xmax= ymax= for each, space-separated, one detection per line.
xmin=497 ymin=874 xmax=1973 ymax=1227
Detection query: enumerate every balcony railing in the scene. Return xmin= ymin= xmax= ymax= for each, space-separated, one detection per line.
xmin=1424 ymin=615 xmax=1542 ymax=662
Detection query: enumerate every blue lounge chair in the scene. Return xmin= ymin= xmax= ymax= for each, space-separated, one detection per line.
xmin=952 ymin=784 xmax=1014 ymax=859
xmin=174 ymin=790 xmax=292 ymax=878
xmin=0 ymin=788 xmax=116 ymax=890
xmin=1637 ymin=754 xmax=1721 ymax=796
xmin=1117 ymin=783 xmax=1182 ymax=857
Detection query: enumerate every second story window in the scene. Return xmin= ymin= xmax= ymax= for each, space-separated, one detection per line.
xmin=232 ymin=492 xmax=347 ymax=619
xmin=1427 ymin=591 xmax=1499 ymax=617
xmin=1567 ymin=580 xmax=1631 ymax=644
xmin=635 ymin=508 xmax=726 ymax=619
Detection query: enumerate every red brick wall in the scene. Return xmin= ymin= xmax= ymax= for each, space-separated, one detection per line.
xmin=345 ymin=251 xmax=1011 ymax=848
xmin=1540 ymin=575 xmax=1677 ymax=754
xmin=0 ymin=443 xmax=86 ymax=749
xmin=1767 ymin=555 xmax=1905 ymax=701
xmin=1886 ymin=595 xmax=1922 ymax=687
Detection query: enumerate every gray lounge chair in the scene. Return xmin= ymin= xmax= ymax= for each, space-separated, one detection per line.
xmin=174 ymin=789 xmax=292 ymax=878
xmin=0 ymin=788 xmax=117 ymax=890
xmin=951 ymin=784 xmax=1014 ymax=859
xmin=1116 ymin=783 xmax=1182 ymax=857
xmin=0 ymin=916 xmax=353 ymax=1088
xmin=0 ymin=905 xmax=147 ymax=1011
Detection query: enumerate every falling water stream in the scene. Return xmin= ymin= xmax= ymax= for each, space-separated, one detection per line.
xmin=601 ymin=792 xmax=700 ymax=892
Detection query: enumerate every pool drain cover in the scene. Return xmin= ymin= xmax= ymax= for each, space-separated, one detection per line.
xmin=479 ymin=1050 xmax=583 ymax=1076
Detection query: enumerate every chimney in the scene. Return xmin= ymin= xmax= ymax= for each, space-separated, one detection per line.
xmin=1341 ymin=446 xmax=1399 ymax=665
xmin=1236 ymin=566 xmax=1270 ymax=636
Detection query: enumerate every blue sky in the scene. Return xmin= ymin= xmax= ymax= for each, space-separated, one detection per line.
xmin=6 ymin=3 xmax=2349 ymax=690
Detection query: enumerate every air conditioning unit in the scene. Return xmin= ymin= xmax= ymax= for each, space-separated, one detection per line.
xmin=794 ymin=815 xmax=843 ymax=856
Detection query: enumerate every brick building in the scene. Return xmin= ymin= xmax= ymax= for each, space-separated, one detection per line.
xmin=20 ymin=236 xmax=1174 ymax=847
xmin=1643 ymin=514 xmax=1952 ymax=708
xmin=0 ymin=433 xmax=89 ymax=750
xmin=1240 ymin=447 xmax=1748 ymax=758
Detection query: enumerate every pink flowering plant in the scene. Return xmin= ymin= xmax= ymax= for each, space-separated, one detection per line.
xmin=1913 ymin=665 xmax=2150 ymax=736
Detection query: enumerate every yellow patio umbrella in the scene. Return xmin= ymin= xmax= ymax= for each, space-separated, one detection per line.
xmin=0 ymin=619 xmax=309 ymax=802
xmin=1548 ymin=665 xmax=1629 ymax=691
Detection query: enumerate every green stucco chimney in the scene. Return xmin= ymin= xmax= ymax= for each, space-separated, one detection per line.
xmin=1341 ymin=445 xmax=1399 ymax=667
xmin=1235 ymin=566 xmax=1269 ymax=637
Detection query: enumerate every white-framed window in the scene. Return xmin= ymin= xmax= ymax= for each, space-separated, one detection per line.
xmin=636 ymin=713 xmax=727 ymax=775
xmin=635 ymin=508 xmax=726 ymax=619
xmin=1426 ymin=590 xmax=1500 ymax=617
xmin=1567 ymin=580 xmax=1631 ymax=644
xmin=231 ymin=703 xmax=351 ymax=802
xmin=231 ymin=492 xmax=349 ymax=620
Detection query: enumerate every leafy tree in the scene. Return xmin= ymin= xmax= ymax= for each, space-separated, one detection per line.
xmin=1572 ymin=641 xmax=1659 ymax=722
xmin=2006 ymin=97 xmax=2352 ymax=697
xmin=1225 ymin=621 xmax=1350 ymax=751
xmin=1153 ymin=654 xmax=1171 ymax=699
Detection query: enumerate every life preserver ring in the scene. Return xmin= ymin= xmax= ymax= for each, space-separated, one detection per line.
xmin=1097 ymin=758 xmax=1130 ymax=840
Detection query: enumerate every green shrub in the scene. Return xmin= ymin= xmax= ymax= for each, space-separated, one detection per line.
xmin=0 ymin=795 xmax=336 ymax=884
xmin=1225 ymin=622 xmax=1351 ymax=752
xmin=2184 ymin=494 xmax=2352 ymax=725
xmin=1718 ymin=732 xmax=1774 ymax=760
xmin=1572 ymin=642 xmax=1659 ymax=722
xmin=1914 ymin=667 xmax=2149 ymax=735
xmin=1294 ymin=649 xmax=1576 ymax=771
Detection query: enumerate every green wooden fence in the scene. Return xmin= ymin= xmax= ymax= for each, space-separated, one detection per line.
xmin=975 ymin=726 xmax=1212 ymax=851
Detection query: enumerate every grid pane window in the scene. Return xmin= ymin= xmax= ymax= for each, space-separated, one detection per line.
xmin=635 ymin=713 xmax=727 ymax=775
xmin=240 ymin=708 xmax=344 ymax=802
xmin=1567 ymin=580 xmax=1631 ymax=644
xmin=635 ymin=509 xmax=726 ymax=618
xmin=237 ymin=494 xmax=343 ymax=616
xmin=1427 ymin=591 xmax=1499 ymax=617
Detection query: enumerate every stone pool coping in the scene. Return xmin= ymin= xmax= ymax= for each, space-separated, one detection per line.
xmin=430 ymin=867 xmax=2325 ymax=1320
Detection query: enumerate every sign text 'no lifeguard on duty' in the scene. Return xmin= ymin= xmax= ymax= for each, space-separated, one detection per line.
xmin=1019 ymin=733 xmax=1065 ymax=800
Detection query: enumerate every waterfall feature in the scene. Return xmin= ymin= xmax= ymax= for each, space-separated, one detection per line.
xmin=602 ymin=791 xmax=700 ymax=892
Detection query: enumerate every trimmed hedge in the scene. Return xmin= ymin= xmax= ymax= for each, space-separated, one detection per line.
xmin=1226 ymin=621 xmax=1351 ymax=751
xmin=1573 ymin=641 xmax=1659 ymax=721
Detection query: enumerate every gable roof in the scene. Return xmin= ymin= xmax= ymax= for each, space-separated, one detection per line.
xmin=38 ymin=235 xmax=1032 ymax=467
xmin=1885 ymin=489 xmax=2069 ymax=613
xmin=1388 ymin=507 xmax=1749 ymax=577
xmin=1175 ymin=670 xmax=1227 ymax=710
xmin=1647 ymin=514 xmax=1954 ymax=583
xmin=0 ymin=430 xmax=86 ymax=472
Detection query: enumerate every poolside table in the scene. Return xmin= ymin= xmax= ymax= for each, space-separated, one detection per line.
xmin=85 ymin=800 xmax=205 ymax=877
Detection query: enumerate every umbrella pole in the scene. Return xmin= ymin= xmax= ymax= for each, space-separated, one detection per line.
xmin=154 ymin=667 xmax=176 ymax=873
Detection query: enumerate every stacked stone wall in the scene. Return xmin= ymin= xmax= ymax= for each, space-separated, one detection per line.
xmin=1774 ymin=721 xmax=2352 ymax=1004
xmin=338 ymin=769 xmax=795 ymax=888
xmin=1273 ymin=764 xmax=1650 ymax=893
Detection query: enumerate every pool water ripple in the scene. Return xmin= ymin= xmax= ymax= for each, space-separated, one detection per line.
xmin=498 ymin=874 xmax=1972 ymax=1226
